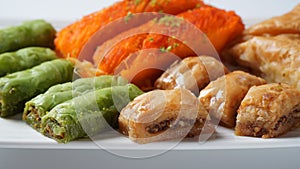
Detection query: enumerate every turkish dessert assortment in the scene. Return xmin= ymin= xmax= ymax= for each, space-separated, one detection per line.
xmin=0 ymin=0 xmax=299 ymax=144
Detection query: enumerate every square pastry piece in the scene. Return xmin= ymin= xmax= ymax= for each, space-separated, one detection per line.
xmin=235 ymin=83 xmax=300 ymax=138
xmin=199 ymin=71 xmax=266 ymax=128
xmin=155 ymin=56 xmax=229 ymax=95
xmin=118 ymin=88 xmax=214 ymax=144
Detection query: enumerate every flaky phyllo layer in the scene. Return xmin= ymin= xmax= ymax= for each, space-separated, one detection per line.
xmin=235 ymin=83 xmax=300 ymax=138
xmin=119 ymin=88 xmax=215 ymax=144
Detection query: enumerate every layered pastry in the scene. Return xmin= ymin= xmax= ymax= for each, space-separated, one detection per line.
xmin=224 ymin=4 xmax=300 ymax=90
xmin=119 ymin=88 xmax=214 ymax=144
xmin=199 ymin=71 xmax=266 ymax=128
xmin=244 ymin=3 xmax=300 ymax=36
xmin=155 ymin=56 xmax=229 ymax=95
xmin=235 ymin=83 xmax=300 ymax=138
xmin=227 ymin=34 xmax=300 ymax=90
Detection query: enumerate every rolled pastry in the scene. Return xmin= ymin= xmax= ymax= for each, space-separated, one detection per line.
xmin=42 ymin=84 xmax=143 ymax=143
xmin=0 ymin=59 xmax=73 ymax=117
xmin=23 ymin=75 xmax=128 ymax=131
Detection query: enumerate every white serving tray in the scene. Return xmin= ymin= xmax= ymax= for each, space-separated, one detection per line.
xmin=1 ymin=0 xmax=300 ymax=150
xmin=1 ymin=114 xmax=300 ymax=151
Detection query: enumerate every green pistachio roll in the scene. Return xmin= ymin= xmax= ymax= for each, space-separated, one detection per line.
xmin=23 ymin=75 xmax=128 ymax=131
xmin=0 ymin=59 xmax=73 ymax=117
xmin=0 ymin=47 xmax=57 ymax=77
xmin=0 ymin=20 xmax=56 ymax=54
xmin=41 ymin=84 xmax=143 ymax=143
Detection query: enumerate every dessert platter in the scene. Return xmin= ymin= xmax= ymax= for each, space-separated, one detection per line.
xmin=0 ymin=0 xmax=300 ymax=153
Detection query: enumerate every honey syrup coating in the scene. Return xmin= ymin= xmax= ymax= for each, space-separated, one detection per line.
xmin=235 ymin=83 xmax=300 ymax=138
xmin=199 ymin=71 xmax=266 ymax=128
xmin=227 ymin=34 xmax=300 ymax=90
xmin=244 ymin=4 xmax=300 ymax=36
xmin=118 ymin=88 xmax=214 ymax=144
xmin=155 ymin=56 xmax=229 ymax=95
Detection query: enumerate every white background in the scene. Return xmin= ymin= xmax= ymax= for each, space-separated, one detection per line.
xmin=1 ymin=0 xmax=300 ymax=169
xmin=0 ymin=0 xmax=299 ymax=24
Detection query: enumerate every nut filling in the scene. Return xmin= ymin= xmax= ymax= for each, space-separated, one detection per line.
xmin=44 ymin=120 xmax=65 ymax=140
xmin=247 ymin=123 xmax=269 ymax=137
xmin=246 ymin=104 xmax=300 ymax=137
xmin=25 ymin=106 xmax=42 ymax=128
xmin=291 ymin=104 xmax=300 ymax=118
xmin=145 ymin=118 xmax=199 ymax=134
xmin=273 ymin=104 xmax=300 ymax=131
xmin=273 ymin=115 xmax=291 ymax=131
xmin=146 ymin=118 xmax=174 ymax=134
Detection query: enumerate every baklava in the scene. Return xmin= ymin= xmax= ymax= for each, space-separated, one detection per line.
xmin=227 ymin=34 xmax=300 ymax=90
xmin=119 ymin=88 xmax=214 ymax=144
xmin=155 ymin=56 xmax=229 ymax=95
xmin=235 ymin=83 xmax=300 ymax=138
xmin=199 ymin=71 xmax=266 ymax=128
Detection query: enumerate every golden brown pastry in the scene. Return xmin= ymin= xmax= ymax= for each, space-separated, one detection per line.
xmin=274 ymin=33 xmax=300 ymax=42
xmin=199 ymin=71 xmax=266 ymax=128
xmin=244 ymin=3 xmax=300 ymax=36
xmin=228 ymin=34 xmax=300 ymax=90
xmin=155 ymin=56 xmax=229 ymax=95
xmin=118 ymin=88 xmax=214 ymax=144
xmin=235 ymin=83 xmax=300 ymax=138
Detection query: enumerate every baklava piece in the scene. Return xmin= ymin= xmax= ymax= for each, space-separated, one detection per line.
xmin=199 ymin=71 xmax=266 ymax=128
xmin=118 ymin=88 xmax=214 ymax=144
xmin=155 ymin=56 xmax=229 ymax=95
xmin=244 ymin=3 xmax=300 ymax=36
xmin=235 ymin=83 xmax=300 ymax=138
xmin=228 ymin=34 xmax=300 ymax=90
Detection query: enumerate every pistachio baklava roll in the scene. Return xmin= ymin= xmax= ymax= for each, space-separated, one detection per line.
xmin=23 ymin=75 xmax=128 ymax=131
xmin=41 ymin=84 xmax=143 ymax=143
xmin=0 ymin=20 xmax=56 ymax=54
xmin=0 ymin=47 xmax=57 ymax=77
xmin=0 ymin=59 xmax=73 ymax=117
